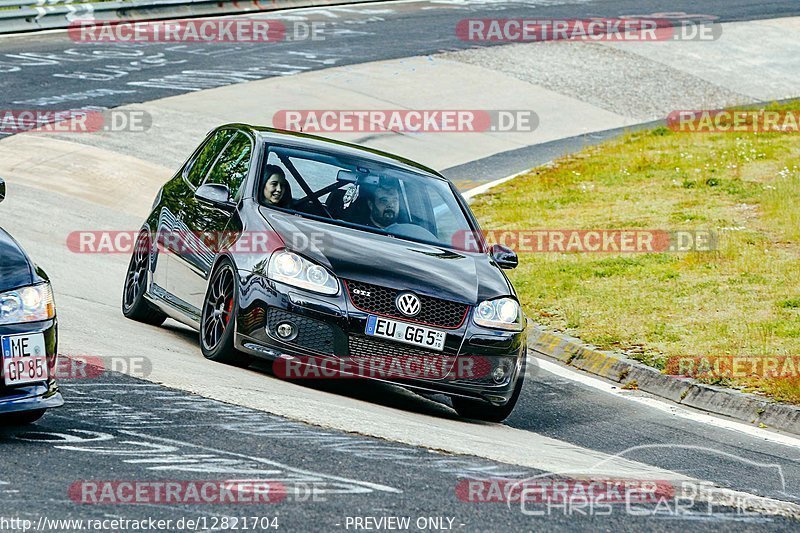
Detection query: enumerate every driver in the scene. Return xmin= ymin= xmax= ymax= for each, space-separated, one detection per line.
xmin=366 ymin=179 xmax=400 ymax=228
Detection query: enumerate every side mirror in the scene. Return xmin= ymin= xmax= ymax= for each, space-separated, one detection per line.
xmin=195 ymin=183 xmax=234 ymax=210
xmin=491 ymin=244 xmax=518 ymax=269
xmin=0 ymin=178 xmax=5 ymax=204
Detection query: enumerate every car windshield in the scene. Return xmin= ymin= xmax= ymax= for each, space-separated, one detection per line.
xmin=259 ymin=144 xmax=476 ymax=250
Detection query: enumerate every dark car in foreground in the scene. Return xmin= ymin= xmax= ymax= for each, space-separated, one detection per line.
xmin=122 ymin=125 xmax=526 ymax=421
xmin=0 ymin=178 xmax=63 ymax=424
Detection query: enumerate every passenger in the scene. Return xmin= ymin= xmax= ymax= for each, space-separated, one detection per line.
xmin=262 ymin=165 xmax=292 ymax=208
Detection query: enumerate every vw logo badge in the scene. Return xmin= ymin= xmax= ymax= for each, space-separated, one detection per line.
xmin=395 ymin=292 xmax=421 ymax=317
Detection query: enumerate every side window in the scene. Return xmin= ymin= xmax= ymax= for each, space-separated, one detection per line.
xmin=260 ymin=151 xmax=349 ymax=214
xmin=184 ymin=130 xmax=235 ymax=187
xmin=204 ymin=132 xmax=253 ymax=199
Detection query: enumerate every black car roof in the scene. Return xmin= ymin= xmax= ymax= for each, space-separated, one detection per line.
xmin=223 ymin=124 xmax=447 ymax=180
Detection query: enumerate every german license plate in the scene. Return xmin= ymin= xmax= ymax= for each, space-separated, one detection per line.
xmin=2 ymin=333 xmax=48 ymax=386
xmin=365 ymin=316 xmax=446 ymax=351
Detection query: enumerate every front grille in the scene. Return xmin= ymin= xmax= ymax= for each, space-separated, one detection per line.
xmin=267 ymin=309 xmax=336 ymax=355
xmin=347 ymin=335 xmax=456 ymax=378
xmin=345 ymin=280 xmax=469 ymax=329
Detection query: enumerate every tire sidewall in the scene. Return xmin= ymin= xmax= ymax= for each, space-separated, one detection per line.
xmin=122 ymin=230 xmax=151 ymax=316
xmin=200 ymin=259 xmax=238 ymax=361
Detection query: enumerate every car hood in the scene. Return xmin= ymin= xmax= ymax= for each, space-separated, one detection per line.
xmin=260 ymin=209 xmax=513 ymax=304
xmin=0 ymin=227 xmax=34 ymax=292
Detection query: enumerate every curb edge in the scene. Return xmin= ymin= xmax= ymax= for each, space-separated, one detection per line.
xmin=527 ymin=325 xmax=800 ymax=436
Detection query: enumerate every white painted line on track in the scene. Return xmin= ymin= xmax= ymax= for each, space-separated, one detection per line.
xmin=532 ymin=355 xmax=800 ymax=450
xmin=0 ymin=0 xmax=434 ymax=40
xmin=461 ymin=167 xmax=534 ymax=201
xmin=119 ymin=430 xmax=403 ymax=494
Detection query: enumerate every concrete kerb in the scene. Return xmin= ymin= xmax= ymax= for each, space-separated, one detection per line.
xmin=527 ymin=324 xmax=800 ymax=436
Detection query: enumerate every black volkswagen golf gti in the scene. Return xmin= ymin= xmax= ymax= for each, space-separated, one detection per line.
xmin=123 ymin=125 xmax=527 ymax=421
xmin=0 ymin=178 xmax=63 ymax=424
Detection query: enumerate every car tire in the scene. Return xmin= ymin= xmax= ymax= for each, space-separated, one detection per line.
xmin=200 ymin=260 xmax=251 ymax=368
xmin=452 ymin=357 xmax=526 ymax=423
xmin=0 ymin=409 xmax=46 ymax=425
xmin=122 ymin=231 xmax=167 ymax=326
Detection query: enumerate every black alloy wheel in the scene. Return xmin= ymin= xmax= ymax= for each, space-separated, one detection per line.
xmin=122 ymin=231 xmax=167 ymax=326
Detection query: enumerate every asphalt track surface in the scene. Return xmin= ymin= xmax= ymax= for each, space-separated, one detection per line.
xmin=0 ymin=0 xmax=796 ymax=178
xmin=1 ymin=2 xmax=799 ymax=167
xmin=0 ymin=1 xmax=797 ymax=109
xmin=0 ymin=372 xmax=797 ymax=532
xmin=2 ymin=1 xmax=800 ymax=532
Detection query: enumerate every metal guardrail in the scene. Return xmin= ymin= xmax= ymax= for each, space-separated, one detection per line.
xmin=0 ymin=0 xmax=89 ymax=7
xmin=0 ymin=0 xmax=382 ymax=34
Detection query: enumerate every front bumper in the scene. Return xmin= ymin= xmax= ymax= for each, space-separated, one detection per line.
xmin=234 ymin=274 xmax=526 ymax=405
xmin=0 ymin=318 xmax=64 ymax=415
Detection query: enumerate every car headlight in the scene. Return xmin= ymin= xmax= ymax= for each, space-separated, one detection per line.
xmin=0 ymin=283 xmax=55 ymax=325
xmin=267 ymin=250 xmax=339 ymax=296
xmin=473 ymin=297 xmax=523 ymax=331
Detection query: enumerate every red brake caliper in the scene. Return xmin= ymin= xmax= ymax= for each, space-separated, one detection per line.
xmin=224 ymin=297 xmax=234 ymax=324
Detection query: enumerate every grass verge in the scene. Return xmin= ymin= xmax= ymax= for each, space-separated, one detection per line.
xmin=470 ymin=101 xmax=800 ymax=403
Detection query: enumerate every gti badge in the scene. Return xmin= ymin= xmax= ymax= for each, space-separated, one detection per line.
xmin=395 ymin=292 xmax=421 ymax=317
